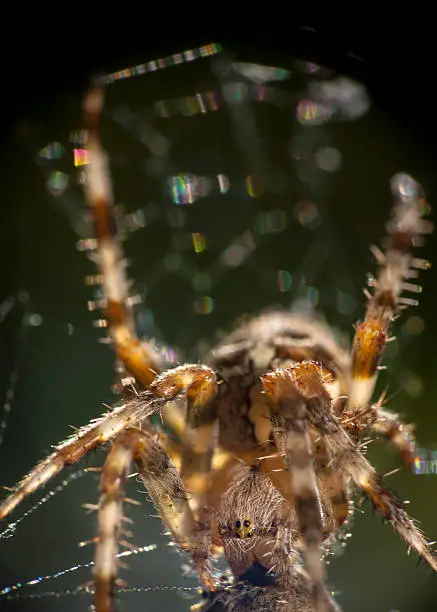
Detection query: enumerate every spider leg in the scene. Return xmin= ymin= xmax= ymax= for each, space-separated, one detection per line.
xmin=83 ymin=87 xmax=160 ymax=388
xmin=288 ymin=363 xmax=437 ymax=572
xmin=0 ymin=364 xmax=216 ymax=522
xmin=0 ymin=394 xmax=155 ymax=522
xmin=263 ymin=365 xmax=333 ymax=612
xmin=84 ymin=87 xmax=221 ymax=466
xmin=94 ymin=428 xmax=137 ymax=612
xmin=371 ymin=406 xmax=416 ymax=468
xmin=164 ymin=383 xmax=219 ymax=586
xmin=341 ymin=394 xmax=416 ymax=468
xmin=94 ymin=427 xmax=214 ymax=612
xmin=135 ymin=426 xmax=214 ymax=587
xmin=83 ymin=88 xmax=206 ymax=452
xmin=181 ymin=381 xmax=218 ymax=506
xmin=335 ymin=441 xmax=437 ymax=572
xmin=349 ymin=174 xmax=432 ymax=410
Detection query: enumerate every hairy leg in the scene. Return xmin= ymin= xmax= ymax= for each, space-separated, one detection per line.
xmin=263 ymin=364 xmax=333 ymax=612
xmin=349 ymin=174 xmax=432 ymax=409
xmin=0 ymin=364 xmax=216 ymax=522
xmin=371 ymin=406 xmax=416 ymax=467
xmin=94 ymin=427 xmax=215 ymax=612
xmin=288 ymin=362 xmax=437 ymax=572
xmin=83 ymin=87 xmax=162 ymax=388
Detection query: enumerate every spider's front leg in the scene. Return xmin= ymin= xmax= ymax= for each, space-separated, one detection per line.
xmin=83 ymin=87 xmax=161 ymax=388
xmin=344 ymin=174 xmax=432 ymax=471
xmin=95 ymin=426 xmax=215 ymax=612
xmin=349 ymin=174 xmax=431 ymax=414
xmin=263 ymin=364 xmax=340 ymax=612
xmin=83 ymin=87 xmax=196 ymax=450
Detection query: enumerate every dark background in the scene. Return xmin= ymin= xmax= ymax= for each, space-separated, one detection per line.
xmin=0 ymin=28 xmax=437 ymax=611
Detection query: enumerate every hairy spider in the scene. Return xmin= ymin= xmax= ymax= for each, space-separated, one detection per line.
xmin=0 ymin=85 xmax=435 ymax=612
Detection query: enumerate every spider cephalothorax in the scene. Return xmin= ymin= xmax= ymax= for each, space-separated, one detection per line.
xmin=0 ymin=86 xmax=435 ymax=612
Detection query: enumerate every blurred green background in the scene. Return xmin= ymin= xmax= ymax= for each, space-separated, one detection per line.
xmin=0 ymin=37 xmax=436 ymax=611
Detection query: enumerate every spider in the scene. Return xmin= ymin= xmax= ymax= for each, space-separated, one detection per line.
xmin=0 ymin=85 xmax=435 ymax=612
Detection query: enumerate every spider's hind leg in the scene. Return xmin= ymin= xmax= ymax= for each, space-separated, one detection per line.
xmin=349 ymin=174 xmax=432 ymax=411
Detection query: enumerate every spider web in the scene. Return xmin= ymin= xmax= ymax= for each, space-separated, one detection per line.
xmin=0 ymin=43 xmax=436 ymax=612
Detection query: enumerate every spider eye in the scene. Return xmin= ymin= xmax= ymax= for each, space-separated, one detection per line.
xmin=235 ymin=518 xmax=254 ymax=538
